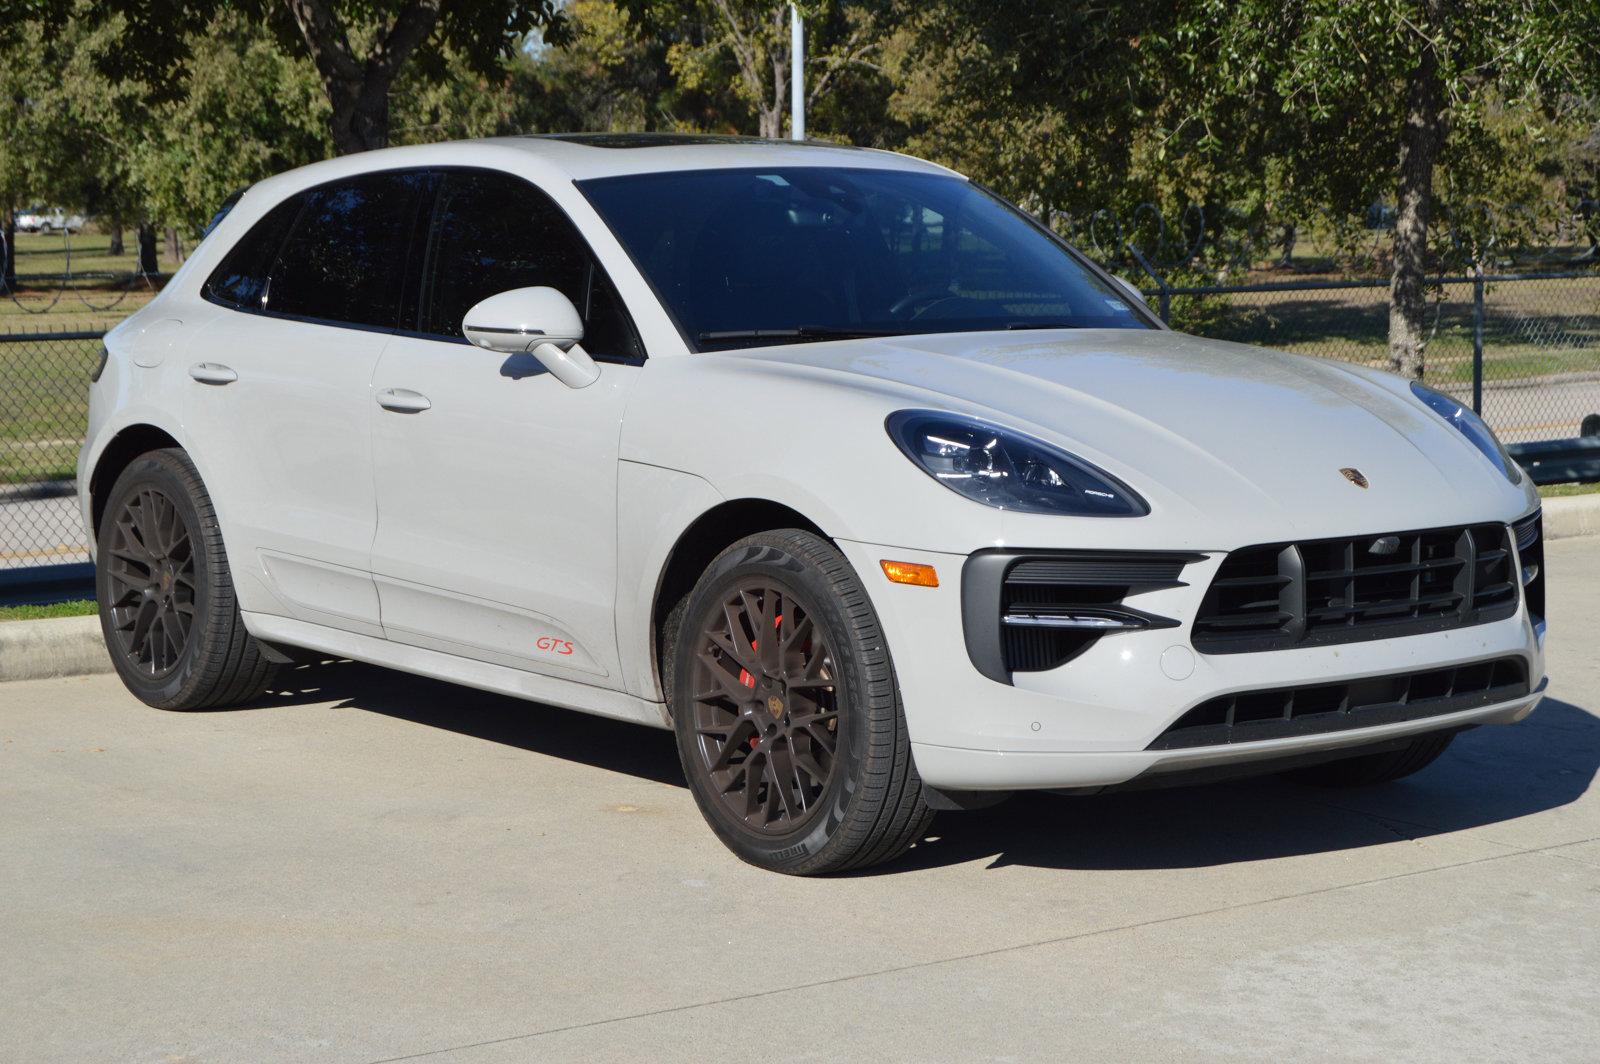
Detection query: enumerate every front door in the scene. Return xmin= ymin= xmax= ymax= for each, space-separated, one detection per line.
xmin=369 ymin=168 xmax=647 ymax=686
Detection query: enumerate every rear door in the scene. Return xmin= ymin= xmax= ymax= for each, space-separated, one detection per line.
xmin=182 ymin=170 xmax=429 ymax=634
xmin=368 ymin=168 xmax=646 ymax=685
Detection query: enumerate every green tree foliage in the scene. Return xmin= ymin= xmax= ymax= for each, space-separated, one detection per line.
xmin=615 ymin=0 xmax=890 ymax=138
xmin=894 ymin=0 xmax=1600 ymax=376
xmin=131 ymin=13 xmax=331 ymax=236
xmin=4 ymin=0 xmax=1596 ymax=346
xmin=62 ymin=0 xmax=568 ymax=154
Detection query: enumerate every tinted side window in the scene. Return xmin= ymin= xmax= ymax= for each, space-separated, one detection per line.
xmin=421 ymin=171 xmax=642 ymax=360
xmin=203 ymin=194 xmax=302 ymax=310
xmin=267 ymin=171 xmax=426 ymax=329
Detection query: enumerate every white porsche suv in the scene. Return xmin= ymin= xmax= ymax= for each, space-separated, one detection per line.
xmin=81 ymin=134 xmax=1547 ymax=873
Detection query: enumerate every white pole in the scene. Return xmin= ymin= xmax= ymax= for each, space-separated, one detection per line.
xmin=790 ymin=4 xmax=805 ymax=140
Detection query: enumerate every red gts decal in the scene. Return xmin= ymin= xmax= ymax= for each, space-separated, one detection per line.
xmin=536 ymin=636 xmax=575 ymax=655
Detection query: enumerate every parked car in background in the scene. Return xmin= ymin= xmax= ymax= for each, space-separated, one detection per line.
xmin=15 ymin=206 xmax=87 ymax=233
xmin=79 ymin=135 xmax=1547 ymax=874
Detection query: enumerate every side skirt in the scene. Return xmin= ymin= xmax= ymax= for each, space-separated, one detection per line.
xmin=241 ymin=611 xmax=672 ymax=729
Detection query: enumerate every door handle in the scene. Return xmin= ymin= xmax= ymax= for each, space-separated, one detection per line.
xmin=188 ymin=362 xmax=237 ymax=385
xmin=376 ymin=387 xmax=432 ymax=413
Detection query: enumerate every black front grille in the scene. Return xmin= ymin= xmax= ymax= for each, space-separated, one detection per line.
xmin=962 ymin=550 xmax=1201 ymax=683
xmin=1148 ymin=656 xmax=1530 ymax=749
xmin=1192 ymin=523 xmax=1519 ymax=653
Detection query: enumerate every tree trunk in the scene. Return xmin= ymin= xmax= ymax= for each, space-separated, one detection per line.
xmin=136 ymin=223 xmax=159 ymax=275
xmin=107 ymin=215 xmax=124 ymax=257
xmin=164 ymin=227 xmax=182 ymax=266
xmin=327 ymin=79 xmax=393 ymax=154
xmin=2 ymin=210 xmax=15 ymax=292
xmin=765 ymin=46 xmax=787 ymax=139
xmin=758 ymin=104 xmax=782 ymax=139
xmin=1387 ymin=4 xmax=1446 ymax=380
xmin=285 ymin=0 xmax=443 ymax=155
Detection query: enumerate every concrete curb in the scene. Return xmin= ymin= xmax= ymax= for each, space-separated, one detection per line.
xmin=0 ymin=616 xmax=111 ymax=684
xmin=1542 ymin=493 xmax=1600 ymax=541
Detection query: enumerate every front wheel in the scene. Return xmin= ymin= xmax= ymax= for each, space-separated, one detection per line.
xmin=668 ymin=530 xmax=933 ymax=874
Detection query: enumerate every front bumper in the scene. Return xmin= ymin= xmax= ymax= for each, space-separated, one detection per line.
xmin=835 ymin=537 xmax=1547 ymax=791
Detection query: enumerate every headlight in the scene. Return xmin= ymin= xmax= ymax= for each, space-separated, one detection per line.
xmin=886 ymin=410 xmax=1148 ymax=516
xmin=1409 ymin=381 xmax=1522 ymax=485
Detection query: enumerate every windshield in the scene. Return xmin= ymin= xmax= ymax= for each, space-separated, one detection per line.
xmin=578 ymin=167 xmax=1152 ymax=351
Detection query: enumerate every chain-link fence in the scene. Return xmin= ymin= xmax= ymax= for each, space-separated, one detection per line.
xmin=1 ymin=329 xmax=100 ymax=571
xmin=1151 ymin=271 xmax=1600 ymax=443
xmin=1 ymin=270 xmax=1598 ymax=573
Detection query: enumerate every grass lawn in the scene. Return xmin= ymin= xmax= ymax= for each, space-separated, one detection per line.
xmin=1177 ymin=273 xmax=1600 ymax=388
xmin=0 ymin=598 xmax=96 ymax=621
xmin=2 ymin=230 xmax=166 ymax=333
xmin=1538 ymin=480 xmax=1600 ymax=498
xmin=0 ymin=332 xmax=101 ymax=484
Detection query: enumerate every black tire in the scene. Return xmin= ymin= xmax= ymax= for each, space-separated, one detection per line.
xmin=1284 ymin=732 xmax=1455 ymax=788
xmin=668 ymin=530 xmax=934 ymax=874
xmin=96 ymin=448 xmax=277 ymax=709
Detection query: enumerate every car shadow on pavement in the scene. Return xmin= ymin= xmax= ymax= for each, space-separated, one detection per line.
xmin=249 ymin=660 xmax=1597 ymax=875
xmin=251 ymin=658 xmax=684 ymax=788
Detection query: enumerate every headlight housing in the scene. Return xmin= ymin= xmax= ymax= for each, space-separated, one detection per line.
xmin=1409 ymin=381 xmax=1522 ymax=485
xmin=886 ymin=410 xmax=1148 ymax=516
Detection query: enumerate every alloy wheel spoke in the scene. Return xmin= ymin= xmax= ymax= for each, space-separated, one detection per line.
xmin=709 ymin=618 xmax=758 ymax=674
xmin=708 ymin=722 xmax=755 ymax=773
xmin=695 ymin=651 xmax=754 ymax=704
xmin=690 ymin=578 xmax=841 ymax=835
xmin=743 ymin=751 xmax=767 ymax=819
xmin=793 ymin=750 xmax=829 ymax=789
xmin=106 ymin=486 xmax=195 ymax=680
xmin=127 ymin=599 xmax=158 ymax=662
xmin=769 ymin=745 xmax=803 ymax=818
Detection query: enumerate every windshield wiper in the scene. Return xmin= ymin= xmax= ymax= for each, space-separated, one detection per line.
xmin=1005 ymin=321 xmax=1080 ymax=330
xmin=697 ymin=325 xmax=905 ymax=344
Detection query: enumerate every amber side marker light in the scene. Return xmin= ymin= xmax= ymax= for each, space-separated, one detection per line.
xmin=880 ymin=560 xmax=940 ymax=587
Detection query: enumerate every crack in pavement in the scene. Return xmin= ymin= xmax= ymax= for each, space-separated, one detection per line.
xmin=362 ymin=834 xmax=1600 ymax=1064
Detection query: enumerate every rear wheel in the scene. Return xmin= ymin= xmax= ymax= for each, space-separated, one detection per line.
xmin=96 ymin=448 xmax=277 ymax=709
xmin=1284 ymin=732 xmax=1455 ymax=787
xmin=669 ymin=530 xmax=933 ymax=874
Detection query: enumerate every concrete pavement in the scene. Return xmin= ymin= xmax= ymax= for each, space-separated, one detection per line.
xmin=3 ymin=539 xmax=1598 ymax=1063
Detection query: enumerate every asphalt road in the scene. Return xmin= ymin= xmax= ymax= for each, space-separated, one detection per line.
xmin=4 ymin=539 xmax=1599 ymax=1064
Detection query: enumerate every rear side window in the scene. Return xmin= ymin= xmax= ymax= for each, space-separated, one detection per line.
xmin=204 ymin=196 xmax=300 ymax=310
xmin=419 ymin=170 xmax=642 ymax=360
xmin=267 ymin=171 xmax=428 ymax=329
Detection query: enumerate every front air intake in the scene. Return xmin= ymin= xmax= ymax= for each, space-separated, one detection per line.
xmin=963 ymin=550 xmax=1201 ymax=684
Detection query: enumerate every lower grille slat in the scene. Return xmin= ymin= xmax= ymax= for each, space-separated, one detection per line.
xmin=1149 ymin=657 xmax=1530 ymax=749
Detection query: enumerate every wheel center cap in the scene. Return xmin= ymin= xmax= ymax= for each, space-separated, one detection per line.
xmin=766 ymin=695 xmax=785 ymax=718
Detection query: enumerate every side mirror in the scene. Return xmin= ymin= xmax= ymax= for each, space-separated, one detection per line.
xmin=462 ymin=286 xmax=599 ymax=389
xmin=1111 ymin=275 xmax=1150 ymax=308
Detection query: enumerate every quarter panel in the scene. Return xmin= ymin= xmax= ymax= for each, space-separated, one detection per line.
xmin=613 ymin=461 xmax=725 ymax=700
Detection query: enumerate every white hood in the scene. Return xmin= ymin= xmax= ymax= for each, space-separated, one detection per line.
xmin=731 ymin=328 xmax=1535 ymax=548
